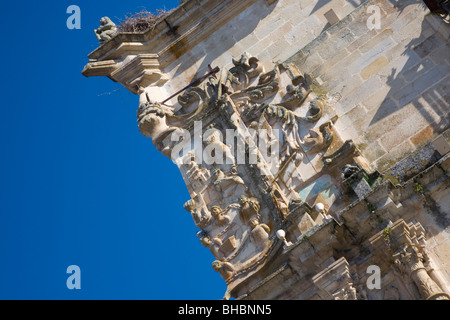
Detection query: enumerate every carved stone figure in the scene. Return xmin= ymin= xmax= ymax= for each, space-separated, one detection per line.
xmin=211 ymin=206 xmax=232 ymax=226
xmin=279 ymin=72 xmax=312 ymax=110
xmin=302 ymin=121 xmax=333 ymax=153
xmin=95 ymin=17 xmax=118 ymax=43
xmin=249 ymin=217 xmax=270 ymax=251
xmin=185 ymin=152 xmax=210 ymax=192
xmin=341 ymin=164 xmax=360 ymax=179
xmin=212 ymin=168 xmax=247 ymax=199
xmin=212 ymin=260 xmax=235 ymax=281
xmin=184 ymin=198 xmax=212 ymax=229
xmin=199 ymin=233 xmax=223 ymax=259
xmin=305 ymin=96 xmax=325 ymax=122
xmin=271 ymin=188 xmax=290 ymax=218
xmin=261 ymin=104 xmax=304 ymax=166
xmin=239 ymin=195 xmax=260 ymax=224
xmin=137 ymin=101 xmax=175 ymax=142
xmin=203 ymin=130 xmax=235 ymax=171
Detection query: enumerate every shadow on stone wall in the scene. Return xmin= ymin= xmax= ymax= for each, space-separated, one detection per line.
xmin=172 ymin=0 xmax=279 ymax=81
xmin=369 ymin=0 xmax=449 ymax=135
xmin=311 ymin=0 xmax=364 ymax=14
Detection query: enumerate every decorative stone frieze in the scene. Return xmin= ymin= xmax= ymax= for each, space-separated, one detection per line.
xmin=82 ymin=0 xmax=450 ymax=299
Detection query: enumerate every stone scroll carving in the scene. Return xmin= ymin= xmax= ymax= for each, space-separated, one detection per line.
xmin=136 ymin=52 xmax=341 ymax=292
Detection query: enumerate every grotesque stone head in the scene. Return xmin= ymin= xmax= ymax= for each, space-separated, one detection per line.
xmin=212 ymin=260 xmax=222 ymax=272
xmin=137 ymin=102 xmax=172 ymax=139
xmin=211 ymin=206 xmax=223 ymax=218
xmin=199 ymin=235 xmax=212 ymax=247
xmin=239 ymin=195 xmax=248 ymax=205
xmin=183 ymin=199 xmax=196 ymax=213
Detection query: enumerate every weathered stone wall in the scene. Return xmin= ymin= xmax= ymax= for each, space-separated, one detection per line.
xmin=166 ymin=0 xmax=450 ymax=299
xmin=238 ymin=151 xmax=450 ymax=300
xmin=163 ymin=0 xmax=449 ymax=173
xmin=163 ymin=0 xmax=366 ymax=100
xmin=285 ymin=0 xmax=449 ymax=173
xmin=283 ymin=2 xmax=450 ymax=293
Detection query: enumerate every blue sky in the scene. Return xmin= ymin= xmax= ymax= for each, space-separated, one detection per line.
xmin=0 ymin=0 xmax=226 ymax=299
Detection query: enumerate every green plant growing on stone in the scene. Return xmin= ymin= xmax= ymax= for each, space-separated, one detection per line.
xmin=365 ymin=200 xmax=377 ymax=213
xmin=382 ymin=227 xmax=392 ymax=246
xmin=414 ymin=182 xmax=425 ymax=195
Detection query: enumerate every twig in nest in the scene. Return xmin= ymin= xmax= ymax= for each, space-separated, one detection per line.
xmin=117 ymin=9 xmax=176 ymax=33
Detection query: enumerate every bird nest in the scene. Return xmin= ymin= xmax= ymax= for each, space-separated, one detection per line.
xmin=117 ymin=9 xmax=175 ymax=33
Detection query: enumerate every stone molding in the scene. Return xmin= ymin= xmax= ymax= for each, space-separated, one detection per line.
xmin=370 ymin=219 xmax=449 ymax=300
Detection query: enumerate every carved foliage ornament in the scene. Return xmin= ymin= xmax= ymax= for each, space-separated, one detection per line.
xmin=138 ymin=53 xmax=337 ymax=291
xmin=137 ymin=53 xmax=333 ymax=162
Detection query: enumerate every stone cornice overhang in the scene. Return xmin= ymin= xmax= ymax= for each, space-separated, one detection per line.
xmin=81 ymin=0 xmax=258 ymax=93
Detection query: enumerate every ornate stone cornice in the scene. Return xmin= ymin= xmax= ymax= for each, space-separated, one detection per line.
xmin=82 ymin=0 xmax=261 ymax=92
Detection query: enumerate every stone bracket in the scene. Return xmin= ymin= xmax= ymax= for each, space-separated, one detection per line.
xmin=312 ymin=257 xmax=357 ymax=300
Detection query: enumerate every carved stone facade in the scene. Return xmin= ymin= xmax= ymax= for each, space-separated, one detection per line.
xmin=83 ymin=0 xmax=450 ymax=299
xmin=370 ymin=220 xmax=450 ymax=300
